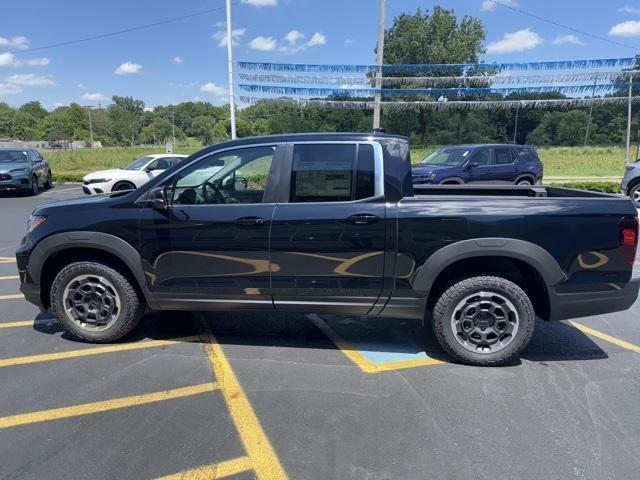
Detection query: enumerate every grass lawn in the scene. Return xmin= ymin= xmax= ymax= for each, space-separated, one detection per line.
xmin=411 ymin=146 xmax=628 ymax=178
xmin=44 ymin=145 xmax=629 ymax=182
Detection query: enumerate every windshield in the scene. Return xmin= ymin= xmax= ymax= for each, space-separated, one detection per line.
xmin=0 ymin=150 xmax=29 ymax=164
xmin=421 ymin=147 xmax=470 ymax=166
xmin=123 ymin=156 xmax=155 ymax=170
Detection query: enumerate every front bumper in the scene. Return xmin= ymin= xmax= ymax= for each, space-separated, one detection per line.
xmin=548 ymin=277 xmax=640 ymax=320
xmin=82 ymin=182 xmax=107 ymax=195
xmin=0 ymin=177 xmax=30 ymax=191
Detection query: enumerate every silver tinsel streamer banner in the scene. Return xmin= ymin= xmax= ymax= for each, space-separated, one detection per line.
xmin=238 ymin=83 xmax=640 ymax=97
xmin=237 ymin=57 xmax=636 ymax=74
xmin=238 ymin=72 xmax=637 ymax=87
xmin=238 ymin=96 xmax=640 ymax=111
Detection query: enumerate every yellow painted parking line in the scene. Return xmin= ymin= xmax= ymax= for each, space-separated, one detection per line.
xmin=0 ymin=382 xmax=218 ymax=429
xmin=569 ymin=321 xmax=640 ymax=354
xmin=309 ymin=315 xmax=443 ymax=374
xmin=0 ymin=293 xmax=23 ymax=300
xmin=198 ymin=318 xmax=288 ymax=480
xmin=0 ymin=275 xmax=19 ymax=281
xmin=0 ymin=335 xmax=200 ymax=368
xmin=0 ymin=257 xmax=15 ymax=264
xmin=0 ymin=320 xmax=33 ymax=329
xmin=157 ymin=456 xmax=253 ymax=480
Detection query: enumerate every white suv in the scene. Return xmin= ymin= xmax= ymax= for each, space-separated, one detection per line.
xmin=82 ymin=154 xmax=187 ymax=194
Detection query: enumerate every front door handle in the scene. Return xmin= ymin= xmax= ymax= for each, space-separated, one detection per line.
xmin=345 ymin=213 xmax=379 ymax=225
xmin=234 ymin=216 xmax=265 ymax=227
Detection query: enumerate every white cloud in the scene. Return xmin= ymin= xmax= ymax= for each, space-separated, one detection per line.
xmin=307 ymin=32 xmax=326 ymax=47
xmin=53 ymin=102 xmax=66 ymax=108
xmin=486 ymin=28 xmax=543 ymax=54
xmin=0 ymin=82 xmax=21 ymax=94
xmin=171 ymin=56 xmax=184 ymax=64
xmin=609 ymin=20 xmax=640 ymax=37
xmin=344 ymin=38 xmax=355 ymax=45
xmin=212 ymin=27 xmax=247 ymax=47
xmin=200 ymin=82 xmax=228 ymax=96
xmin=114 ymin=61 xmax=143 ymax=75
xmin=24 ymin=58 xmax=49 ymax=66
xmin=77 ymin=83 xmax=87 ymax=90
xmin=5 ymin=73 xmax=56 ymax=86
xmin=481 ymin=0 xmax=517 ymax=11
xmin=249 ymin=36 xmax=277 ymax=51
xmin=284 ymin=30 xmax=305 ymax=45
xmin=552 ymin=34 xmax=584 ymax=45
xmin=619 ymin=5 xmax=640 ymax=13
xmin=0 ymin=36 xmax=29 ymax=50
xmin=244 ymin=0 xmax=277 ymax=6
xmin=0 ymin=52 xmax=49 ymax=68
xmin=82 ymin=92 xmax=105 ymax=101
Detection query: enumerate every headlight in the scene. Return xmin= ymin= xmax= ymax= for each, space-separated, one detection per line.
xmin=85 ymin=178 xmax=111 ymax=184
xmin=27 ymin=215 xmax=47 ymax=233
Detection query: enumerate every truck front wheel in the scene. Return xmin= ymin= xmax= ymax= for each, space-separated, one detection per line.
xmin=51 ymin=261 xmax=144 ymax=343
xmin=432 ymin=276 xmax=535 ymax=366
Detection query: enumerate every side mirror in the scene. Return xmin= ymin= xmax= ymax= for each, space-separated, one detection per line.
xmin=235 ymin=177 xmax=248 ymax=191
xmin=465 ymin=162 xmax=479 ymax=170
xmin=148 ymin=186 xmax=168 ymax=211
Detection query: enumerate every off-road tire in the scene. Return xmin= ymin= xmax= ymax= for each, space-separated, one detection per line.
xmin=51 ymin=261 xmax=144 ymax=342
xmin=432 ymin=275 xmax=535 ymax=366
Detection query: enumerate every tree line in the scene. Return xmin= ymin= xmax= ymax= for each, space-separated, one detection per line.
xmin=0 ymin=6 xmax=637 ymax=148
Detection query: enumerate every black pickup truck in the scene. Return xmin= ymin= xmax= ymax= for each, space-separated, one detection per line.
xmin=16 ymin=133 xmax=640 ymax=366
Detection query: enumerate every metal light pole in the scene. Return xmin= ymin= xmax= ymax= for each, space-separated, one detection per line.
xmin=626 ymin=72 xmax=633 ymax=165
xmin=584 ymin=73 xmax=598 ymax=146
xmin=372 ymin=0 xmax=386 ymax=130
xmin=226 ymin=0 xmax=237 ymax=139
xmin=513 ymin=101 xmax=519 ymax=144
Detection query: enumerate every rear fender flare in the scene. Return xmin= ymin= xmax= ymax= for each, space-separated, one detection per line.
xmin=411 ymin=238 xmax=566 ymax=296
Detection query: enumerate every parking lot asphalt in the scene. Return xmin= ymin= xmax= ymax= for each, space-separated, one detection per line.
xmin=1 ymin=185 xmax=640 ymax=480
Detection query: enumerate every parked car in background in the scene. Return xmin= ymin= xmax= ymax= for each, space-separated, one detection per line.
xmin=621 ymin=160 xmax=640 ymax=206
xmin=412 ymin=144 xmax=543 ymax=186
xmin=82 ymin=154 xmax=187 ymax=194
xmin=0 ymin=148 xmax=53 ymax=195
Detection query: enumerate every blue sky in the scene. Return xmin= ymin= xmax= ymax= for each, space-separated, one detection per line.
xmin=1 ymin=0 xmax=640 ymax=109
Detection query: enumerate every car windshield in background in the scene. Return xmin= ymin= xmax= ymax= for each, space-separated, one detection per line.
xmin=421 ymin=147 xmax=470 ymax=166
xmin=0 ymin=150 xmax=29 ymax=163
xmin=123 ymin=156 xmax=154 ymax=170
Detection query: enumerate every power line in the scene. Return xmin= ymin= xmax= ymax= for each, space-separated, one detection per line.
xmin=486 ymin=0 xmax=639 ymax=52
xmin=8 ymin=2 xmax=244 ymax=55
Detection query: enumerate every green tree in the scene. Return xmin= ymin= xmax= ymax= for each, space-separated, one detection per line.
xmin=379 ymin=7 xmax=486 ymax=145
xmin=191 ymin=115 xmax=216 ymax=145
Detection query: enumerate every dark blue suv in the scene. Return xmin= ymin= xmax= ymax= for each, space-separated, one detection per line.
xmin=412 ymin=144 xmax=543 ymax=186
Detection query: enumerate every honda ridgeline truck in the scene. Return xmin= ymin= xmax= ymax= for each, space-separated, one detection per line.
xmin=16 ymin=133 xmax=640 ymax=366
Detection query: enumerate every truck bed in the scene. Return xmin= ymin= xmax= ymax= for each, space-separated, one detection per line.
xmin=412 ymin=184 xmax=620 ymax=198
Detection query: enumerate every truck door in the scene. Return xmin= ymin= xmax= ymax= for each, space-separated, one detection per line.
xmin=138 ymin=144 xmax=281 ymax=309
xmin=270 ymin=142 xmax=387 ymax=315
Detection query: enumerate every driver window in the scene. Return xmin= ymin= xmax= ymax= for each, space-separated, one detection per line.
xmin=472 ymin=149 xmax=491 ymax=167
xmin=171 ymin=146 xmax=275 ymax=205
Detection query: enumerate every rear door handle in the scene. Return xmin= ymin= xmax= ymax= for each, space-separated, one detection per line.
xmin=234 ymin=216 xmax=265 ymax=227
xmin=345 ymin=213 xmax=379 ymax=225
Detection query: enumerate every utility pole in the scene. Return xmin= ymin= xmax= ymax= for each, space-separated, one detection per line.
xmin=513 ymin=101 xmax=519 ymax=144
xmin=584 ymin=73 xmax=597 ymax=146
xmin=85 ymin=106 xmax=94 ymax=145
xmin=171 ymin=111 xmax=176 ymax=147
xmin=372 ymin=0 xmax=386 ymax=130
xmin=226 ymin=0 xmax=237 ymax=139
xmin=626 ymin=72 xmax=633 ymax=165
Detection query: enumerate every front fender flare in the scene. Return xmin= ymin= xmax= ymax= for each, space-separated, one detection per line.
xmin=411 ymin=238 xmax=566 ymax=296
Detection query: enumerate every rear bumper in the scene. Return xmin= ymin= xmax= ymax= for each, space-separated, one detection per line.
xmin=548 ymin=277 xmax=640 ymax=321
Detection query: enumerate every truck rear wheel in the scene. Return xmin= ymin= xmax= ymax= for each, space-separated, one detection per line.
xmin=51 ymin=261 xmax=144 ymax=343
xmin=432 ymin=276 xmax=535 ymax=366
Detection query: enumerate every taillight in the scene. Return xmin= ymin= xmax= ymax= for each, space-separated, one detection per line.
xmin=619 ymin=215 xmax=638 ymax=265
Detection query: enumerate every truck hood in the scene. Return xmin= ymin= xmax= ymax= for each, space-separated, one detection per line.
xmin=0 ymin=162 xmax=31 ymax=173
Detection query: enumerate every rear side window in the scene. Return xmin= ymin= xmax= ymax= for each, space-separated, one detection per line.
xmin=518 ymin=148 xmax=540 ymax=163
xmin=290 ymin=143 xmax=378 ymax=202
xmin=494 ymin=148 xmax=515 ymax=165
